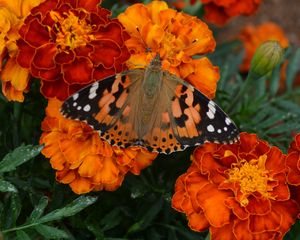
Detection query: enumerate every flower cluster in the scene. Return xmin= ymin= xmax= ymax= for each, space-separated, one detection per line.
xmin=16 ymin=0 xmax=130 ymax=100
xmin=118 ymin=0 xmax=219 ymax=98
xmin=40 ymin=99 xmax=157 ymax=194
xmin=172 ymin=133 xmax=300 ymax=239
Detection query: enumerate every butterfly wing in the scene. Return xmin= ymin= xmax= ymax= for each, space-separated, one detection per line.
xmin=61 ymin=70 xmax=144 ymax=146
xmin=134 ymin=72 xmax=239 ymax=154
xmin=164 ymin=72 xmax=239 ymax=146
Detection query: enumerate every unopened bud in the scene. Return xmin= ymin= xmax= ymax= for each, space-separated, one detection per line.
xmin=250 ymin=41 xmax=284 ymax=77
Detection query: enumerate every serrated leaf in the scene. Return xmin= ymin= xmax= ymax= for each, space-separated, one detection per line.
xmin=34 ymin=224 xmax=68 ymax=239
xmin=27 ymin=196 xmax=49 ymax=223
xmin=16 ymin=230 xmax=32 ymax=240
xmin=0 ymin=145 xmax=43 ymax=173
xmin=38 ymin=196 xmax=97 ymax=224
xmin=0 ymin=180 xmax=17 ymax=193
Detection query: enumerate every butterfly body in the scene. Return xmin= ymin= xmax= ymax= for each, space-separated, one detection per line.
xmin=61 ymin=54 xmax=239 ymax=154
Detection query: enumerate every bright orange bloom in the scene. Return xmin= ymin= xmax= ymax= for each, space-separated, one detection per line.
xmin=202 ymin=0 xmax=263 ymax=26
xmin=16 ymin=0 xmax=130 ymax=100
xmin=239 ymin=22 xmax=289 ymax=72
xmin=40 ymin=99 xmax=157 ymax=194
xmin=118 ymin=1 xmax=219 ymax=99
xmin=172 ymin=132 xmax=299 ymax=239
xmin=0 ymin=0 xmax=43 ymax=101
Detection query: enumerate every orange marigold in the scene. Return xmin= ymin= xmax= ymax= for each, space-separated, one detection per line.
xmin=0 ymin=0 xmax=43 ymax=102
xmin=40 ymin=99 xmax=157 ymax=194
xmin=172 ymin=132 xmax=299 ymax=239
xmin=239 ymin=22 xmax=289 ymax=72
xmin=202 ymin=0 xmax=263 ymax=26
xmin=118 ymin=0 xmax=219 ymax=99
xmin=16 ymin=0 xmax=130 ymax=100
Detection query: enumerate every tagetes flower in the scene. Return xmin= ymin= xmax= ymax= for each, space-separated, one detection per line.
xmin=40 ymin=99 xmax=157 ymax=194
xmin=202 ymin=0 xmax=262 ymax=26
xmin=286 ymin=133 xmax=300 ymax=186
xmin=239 ymin=22 xmax=289 ymax=72
xmin=172 ymin=132 xmax=299 ymax=239
xmin=16 ymin=0 xmax=130 ymax=101
xmin=118 ymin=1 xmax=219 ymax=99
xmin=0 ymin=0 xmax=43 ymax=101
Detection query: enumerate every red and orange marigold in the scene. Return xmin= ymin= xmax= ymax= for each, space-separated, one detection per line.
xmin=16 ymin=0 xmax=130 ymax=100
xmin=239 ymin=22 xmax=289 ymax=72
xmin=0 ymin=0 xmax=44 ymax=102
xmin=172 ymin=132 xmax=299 ymax=239
xmin=287 ymin=133 xmax=300 ymax=186
xmin=118 ymin=0 xmax=219 ymax=99
xmin=40 ymin=99 xmax=157 ymax=194
xmin=202 ymin=0 xmax=263 ymax=26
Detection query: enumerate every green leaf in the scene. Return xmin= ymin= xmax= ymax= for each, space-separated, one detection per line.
xmin=16 ymin=230 xmax=32 ymax=240
xmin=286 ymin=48 xmax=300 ymax=91
xmin=0 ymin=145 xmax=43 ymax=173
xmin=38 ymin=196 xmax=98 ymax=224
xmin=0 ymin=180 xmax=17 ymax=193
xmin=34 ymin=224 xmax=69 ymax=239
xmin=10 ymin=193 xmax=22 ymax=227
xmin=27 ymin=196 xmax=49 ymax=223
xmin=127 ymin=197 xmax=163 ymax=234
xmin=100 ymin=208 xmax=123 ymax=231
xmin=269 ymin=63 xmax=281 ymax=96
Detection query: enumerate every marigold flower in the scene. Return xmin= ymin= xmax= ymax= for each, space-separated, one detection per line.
xmin=0 ymin=0 xmax=43 ymax=101
xmin=16 ymin=0 xmax=130 ymax=100
xmin=286 ymin=133 xmax=300 ymax=186
xmin=118 ymin=1 xmax=219 ymax=99
xmin=239 ymin=22 xmax=289 ymax=72
xmin=40 ymin=99 xmax=157 ymax=194
xmin=202 ymin=0 xmax=263 ymax=26
xmin=172 ymin=132 xmax=299 ymax=239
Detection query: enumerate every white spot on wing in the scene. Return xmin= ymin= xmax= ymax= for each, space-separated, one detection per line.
xmin=73 ymin=102 xmax=77 ymax=107
xmin=225 ymin=117 xmax=232 ymax=125
xmin=83 ymin=104 xmax=91 ymax=112
xmin=77 ymin=106 xmax=82 ymax=110
xmin=217 ymin=129 xmax=222 ymax=133
xmin=207 ymin=124 xmax=215 ymax=132
xmin=224 ymin=127 xmax=228 ymax=131
xmin=89 ymin=82 xmax=99 ymax=99
xmin=73 ymin=93 xmax=79 ymax=100
xmin=207 ymin=101 xmax=216 ymax=119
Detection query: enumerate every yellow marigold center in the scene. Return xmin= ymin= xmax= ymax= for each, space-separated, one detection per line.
xmin=225 ymin=151 xmax=275 ymax=207
xmin=50 ymin=10 xmax=94 ymax=50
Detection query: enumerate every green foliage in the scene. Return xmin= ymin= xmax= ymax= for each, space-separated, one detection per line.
xmin=1 ymin=1 xmax=300 ymax=240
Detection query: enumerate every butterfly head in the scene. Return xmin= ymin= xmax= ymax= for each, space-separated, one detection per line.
xmin=149 ymin=53 xmax=162 ymax=71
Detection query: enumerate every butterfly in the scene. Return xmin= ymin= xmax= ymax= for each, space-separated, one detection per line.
xmin=61 ymin=54 xmax=239 ymax=154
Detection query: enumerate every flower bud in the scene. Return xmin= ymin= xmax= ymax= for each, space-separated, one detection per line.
xmin=250 ymin=41 xmax=284 ymax=77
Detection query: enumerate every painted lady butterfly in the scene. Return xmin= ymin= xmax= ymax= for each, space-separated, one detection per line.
xmin=61 ymin=54 xmax=239 ymax=154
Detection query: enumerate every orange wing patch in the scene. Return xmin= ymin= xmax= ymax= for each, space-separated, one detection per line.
xmin=171 ymin=84 xmax=203 ymax=145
